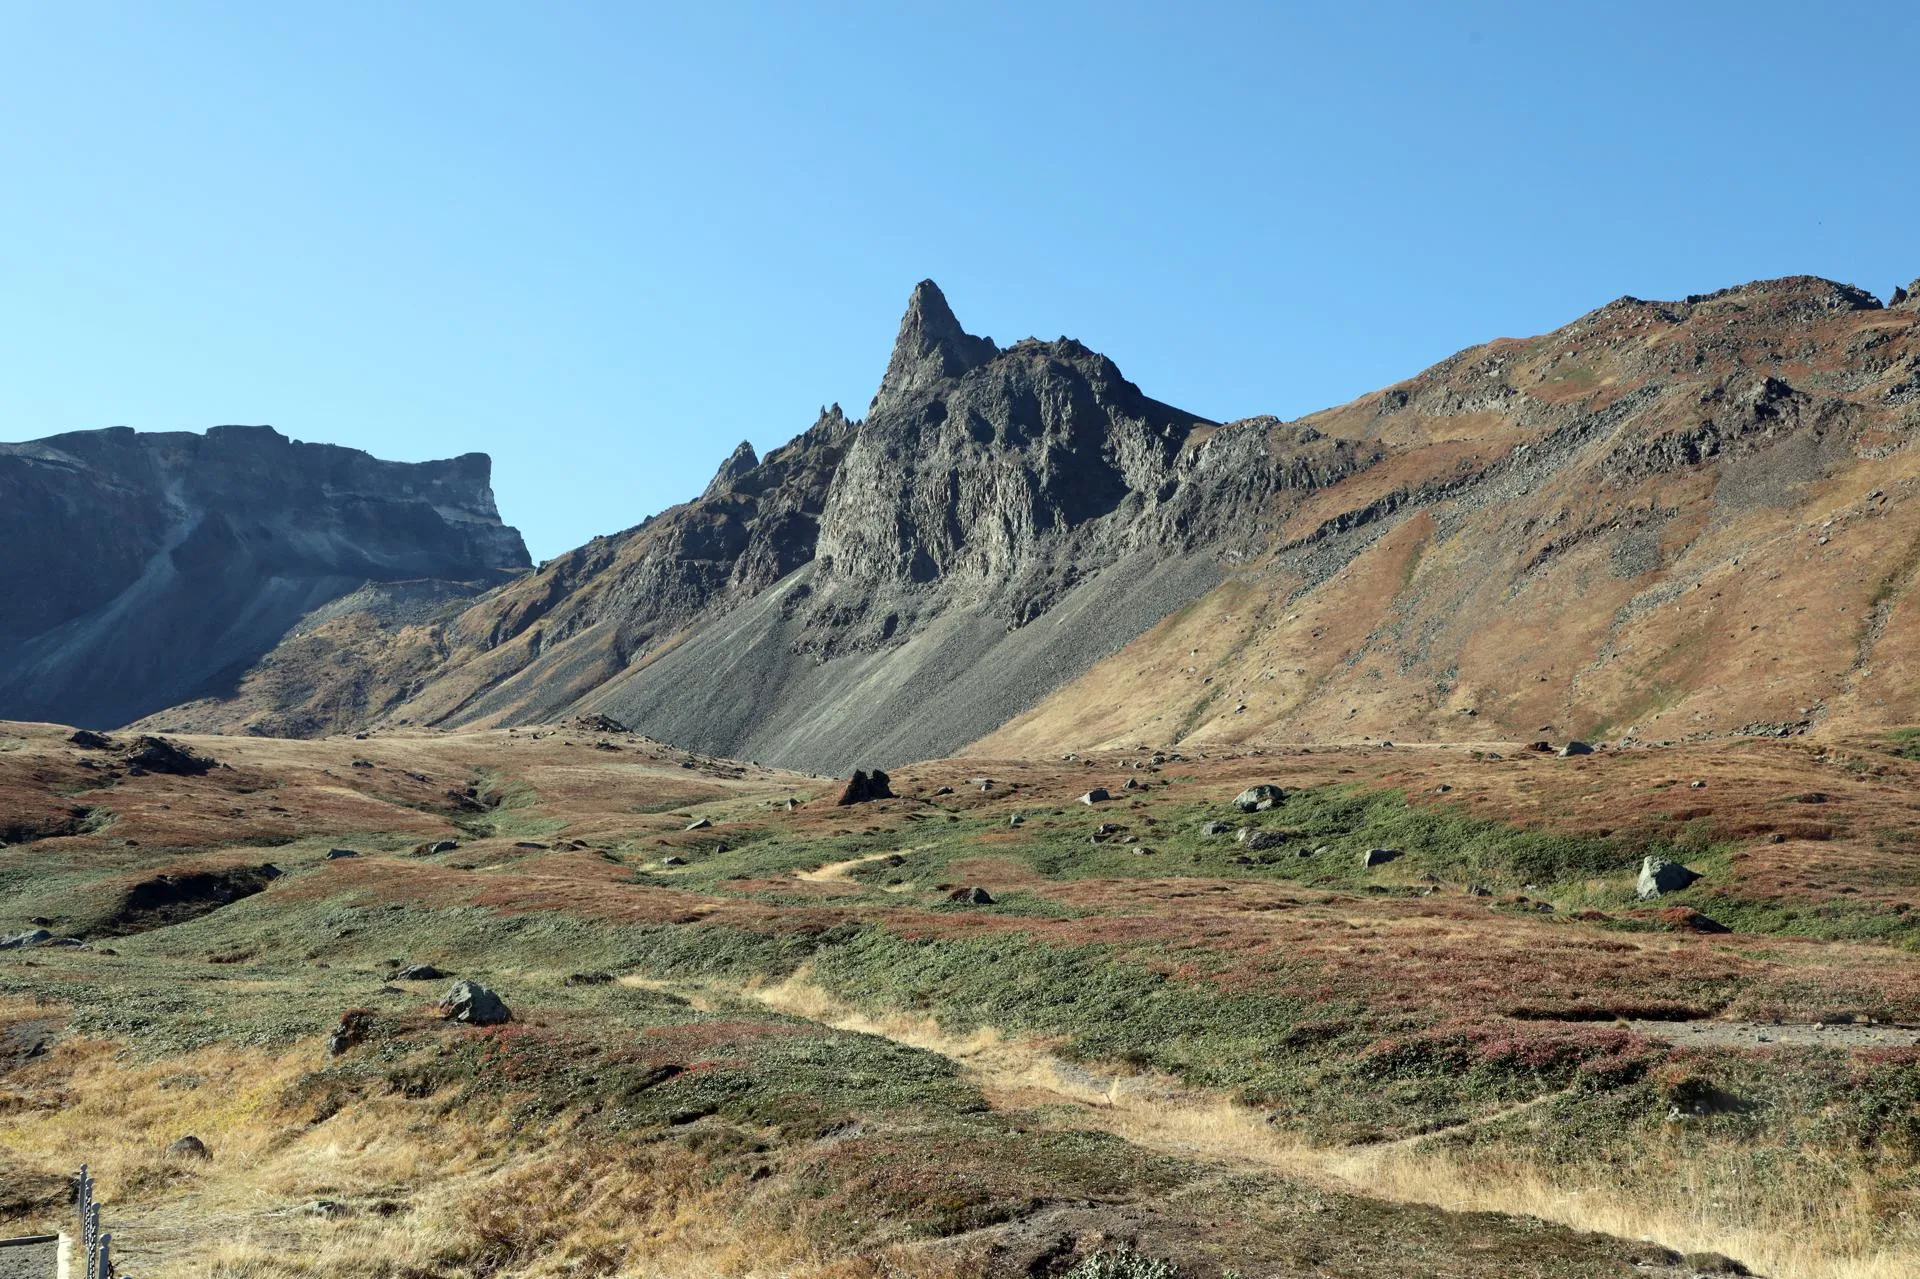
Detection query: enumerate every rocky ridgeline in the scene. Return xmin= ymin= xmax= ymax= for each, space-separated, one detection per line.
xmin=79 ymin=271 xmax=1920 ymax=771
xmin=0 ymin=425 xmax=529 ymax=729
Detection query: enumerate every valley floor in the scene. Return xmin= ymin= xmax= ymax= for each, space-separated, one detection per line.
xmin=6 ymin=721 xmax=1920 ymax=1277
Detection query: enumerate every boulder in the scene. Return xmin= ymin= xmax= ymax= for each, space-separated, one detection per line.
xmin=166 ymin=1135 xmax=211 ymax=1160
xmin=684 ymin=817 xmax=712 ymax=831
xmin=1236 ymin=828 xmax=1285 ymax=851
xmin=439 ymin=980 xmax=511 ymax=1026
xmin=1557 ymin=741 xmax=1594 ymax=757
xmin=394 ymin=964 xmax=444 ymax=981
xmin=947 ymin=886 xmax=994 ymax=904
xmin=415 ymin=839 xmax=459 ymax=855
xmin=0 ymin=929 xmax=52 ymax=950
xmin=1234 ymin=784 xmax=1284 ymax=812
xmin=69 ymin=729 xmax=115 ymax=750
xmin=325 ymin=848 xmax=360 ymax=860
xmin=570 ymin=713 xmax=630 ymax=735
xmin=1361 ymin=847 xmax=1401 ymax=868
xmin=837 ymin=769 xmax=895 ymax=805
xmin=122 ymin=735 xmax=216 ymax=775
xmin=1200 ymin=820 xmax=1232 ymax=836
xmin=1008 ymin=814 xmax=1024 ymax=827
xmin=1638 ymin=856 xmax=1700 ymax=900
xmin=1079 ymin=788 xmax=1111 ymax=805
xmin=1528 ymin=740 xmax=1552 ymax=752
xmin=660 ymin=855 xmax=688 ymax=866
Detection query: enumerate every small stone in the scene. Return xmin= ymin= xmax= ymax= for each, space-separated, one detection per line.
xmin=684 ymin=817 xmax=712 ymax=831
xmin=564 ymin=971 xmax=615 ymax=986
xmin=660 ymin=855 xmax=687 ymax=867
xmin=325 ymin=848 xmax=359 ymax=859
xmin=1008 ymin=814 xmax=1024 ymax=827
xmin=394 ymin=964 xmax=444 ymax=981
xmin=1201 ymin=820 xmax=1232 ymax=836
xmin=325 ymin=1008 xmax=374 ymax=1057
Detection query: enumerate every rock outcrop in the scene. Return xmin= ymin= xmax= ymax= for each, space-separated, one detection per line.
xmin=0 ymin=425 xmax=529 ymax=729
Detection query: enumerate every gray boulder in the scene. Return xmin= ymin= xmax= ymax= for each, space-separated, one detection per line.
xmin=439 ymin=979 xmax=511 ymax=1026
xmin=394 ymin=964 xmax=445 ymax=981
xmin=947 ymin=886 xmax=995 ymax=904
xmin=0 ymin=928 xmax=51 ymax=950
xmin=1079 ymin=789 xmax=1111 ymax=805
xmin=1236 ymin=828 xmax=1285 ymax=851
xmin=325 ymin=847 xmax=359 ymax=859
xmin=1638 ymin=857 xmax=1700 ymax=900
xmin=1201 ymin=820 xmax=1232 ymax=836
xmin=684 ymin=817 xmax=712 ymax=831
xmin=1234 ymin=784 xmax=1284 ymax=812
xmin=1557 ymin=741 xmax=1594 ymax=757
xmin=1361 ymin=847 xmax=1401 ymax=868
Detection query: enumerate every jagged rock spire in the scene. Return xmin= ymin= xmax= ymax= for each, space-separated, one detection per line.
xmin=701 ymin=440 xmax=759 ymax=500
xmin=873 ymin=280 xmax=998 ymax=410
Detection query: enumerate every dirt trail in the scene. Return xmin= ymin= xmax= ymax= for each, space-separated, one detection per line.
xmin=792 ymin=851 xmax=900 ymax=882
xmin=732 ymin=973 xmax=1915 ymax=1279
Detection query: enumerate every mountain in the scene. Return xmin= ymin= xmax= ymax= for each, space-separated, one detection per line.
xmin=0 ymin=425 xmax=529 ymax=729
xmin=140 ymin=274 xmax=1920 ymax=766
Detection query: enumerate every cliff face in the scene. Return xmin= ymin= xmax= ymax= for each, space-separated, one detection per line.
xmin=0 ymin=425 xmax=529 ymax=728
xmin=144 ymin=273 xmax=1920 ymax=768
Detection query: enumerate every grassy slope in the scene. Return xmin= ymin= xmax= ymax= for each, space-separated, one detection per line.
xmin=7 ymin=723 xmax=1920 ymax=1276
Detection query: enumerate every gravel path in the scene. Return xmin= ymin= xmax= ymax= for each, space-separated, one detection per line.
xmin=0 ymin=1237 xmax=57 ymax=1279
xmin=1628 ymin=1019 xmax=1920 ymax=1049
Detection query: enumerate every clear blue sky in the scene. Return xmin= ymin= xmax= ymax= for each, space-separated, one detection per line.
xmin=3 ymin=2 xmax=1914 ymax=560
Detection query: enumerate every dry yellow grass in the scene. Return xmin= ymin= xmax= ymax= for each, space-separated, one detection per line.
xmin=0 ymin=1018 xmax=836 ymax=1279
xmin=747 ymin=973 xmax=1920 ymax=1279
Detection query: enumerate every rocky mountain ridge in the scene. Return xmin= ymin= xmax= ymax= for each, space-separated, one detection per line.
xmin=0 ymin=425 xmax=529 ymax=728
xmin=138 ymin=273 xmax=1920 ymax=768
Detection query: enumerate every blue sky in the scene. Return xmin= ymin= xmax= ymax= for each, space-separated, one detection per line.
xmin=3 ymin=2 xmax=1914 ymax=560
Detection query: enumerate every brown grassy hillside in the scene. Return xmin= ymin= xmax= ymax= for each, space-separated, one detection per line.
xmin=9 ymin=720 xmax=1920 ymax=1275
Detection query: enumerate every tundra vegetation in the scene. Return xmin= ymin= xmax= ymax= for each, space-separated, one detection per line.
xmin=4 ymin=722 xmax=1920 ymax=1278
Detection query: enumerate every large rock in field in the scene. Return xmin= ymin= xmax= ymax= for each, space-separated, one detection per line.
xmin=439 ymin=980 xmax=511 ymax=1026
xmin=1637 ymin=856 xmax=1701 ymax=900
xmin=1234 ymin=784 xmax=1284 ymax=812
xmin=837 ymin=769 xmax=895 ymax=805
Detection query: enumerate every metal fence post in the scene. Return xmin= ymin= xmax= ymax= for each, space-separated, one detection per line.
xmin=93 ymin=1232 xmax=110 ymax=1279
